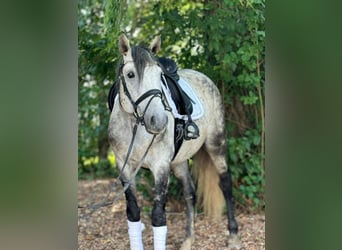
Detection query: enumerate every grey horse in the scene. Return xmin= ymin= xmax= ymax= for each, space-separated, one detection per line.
xmin=108 ymin=35 xmax=241 ymax=250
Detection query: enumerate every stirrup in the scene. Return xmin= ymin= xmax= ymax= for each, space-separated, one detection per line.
xmin=184 ymin=121 xmax=199 ymax=140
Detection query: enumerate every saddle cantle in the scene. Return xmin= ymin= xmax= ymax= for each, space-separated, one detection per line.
xmin=157 ymin=57 xmax=179 ymax=81
xmin=108 ymin=79 xmax=119 ymax=112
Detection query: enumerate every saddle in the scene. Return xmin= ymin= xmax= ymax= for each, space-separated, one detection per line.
xmin=157 ymin=58 xmax=192 ymax=114
xmin=107 ymin=57 xmax=199 ymax=158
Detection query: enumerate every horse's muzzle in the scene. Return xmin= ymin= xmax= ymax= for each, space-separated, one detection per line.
xmin=145 ymin=113 xmax=168 ymax=134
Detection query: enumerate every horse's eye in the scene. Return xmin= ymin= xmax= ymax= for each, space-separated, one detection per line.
xmin=127 ymin=72 xmax=135 ymax=79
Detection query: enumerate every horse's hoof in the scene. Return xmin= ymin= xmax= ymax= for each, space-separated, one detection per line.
xmin=227 ymin=234 xmax=242 ymax=249
xmin=180 ymin=237 xmax=193 ymax=250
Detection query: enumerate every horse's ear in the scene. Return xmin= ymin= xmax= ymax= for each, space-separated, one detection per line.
xmin=149 ymin=36 xmax=161 ymax=54
xmin=119 ymin=34 xmax=130 ymax=55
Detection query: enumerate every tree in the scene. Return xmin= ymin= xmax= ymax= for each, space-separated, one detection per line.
xmin=78 ymin=0 xmax=124 ymax=177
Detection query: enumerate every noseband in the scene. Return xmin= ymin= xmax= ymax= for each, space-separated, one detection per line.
xmin=118 ymin=63 xmax=171 ymax=126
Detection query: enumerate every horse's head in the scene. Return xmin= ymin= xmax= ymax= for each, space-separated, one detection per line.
xmin=117 ymin=34 xmax=169 ymax=134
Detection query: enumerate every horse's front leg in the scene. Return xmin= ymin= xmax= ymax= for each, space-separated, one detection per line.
xmin=151 ymin=165 xmax=170 ymax=250
xmin=121 ymin=176 xmax=144 ymax=250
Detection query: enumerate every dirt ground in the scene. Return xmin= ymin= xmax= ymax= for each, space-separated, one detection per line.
xmin=78 ymin=180 xmax=265 ymax=250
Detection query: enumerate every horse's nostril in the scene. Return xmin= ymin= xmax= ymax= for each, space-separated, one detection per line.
xmin=150 ymin=116 xmax=156 ymax=126
xmin=146 ymin=114 xmax=168 ymax=134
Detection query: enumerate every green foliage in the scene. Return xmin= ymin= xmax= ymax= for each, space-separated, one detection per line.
xmin=228 ymin=129 xmax=265 ymax=210
xmin=78 ymin=0 xmax=121 ymax=178
xmin=136 ymin=169 xmax=154 ymax=202
xmin=78 ymin=0 xmax=265 ymax=210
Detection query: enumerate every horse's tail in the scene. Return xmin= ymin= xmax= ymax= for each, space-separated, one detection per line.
xmin=192 ymin=147 xmax=225 ymax=219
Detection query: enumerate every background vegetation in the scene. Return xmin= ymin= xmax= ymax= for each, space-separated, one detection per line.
xmin=78 ymin=0 xmax=265 ymax=211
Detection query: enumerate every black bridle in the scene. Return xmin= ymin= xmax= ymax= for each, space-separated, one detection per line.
xmin=118 ymin=62 xmax=172 ymax=127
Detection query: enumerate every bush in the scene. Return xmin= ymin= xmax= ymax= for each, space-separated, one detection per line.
xmin=228 ymin=128 xmax=265 ymax=210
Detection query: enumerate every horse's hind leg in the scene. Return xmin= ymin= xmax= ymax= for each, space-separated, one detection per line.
xmin=219 ymin=169 xmax=241 ymax=248
xmin=205 ymin=136 xmax=241 ymax=248
xmin=172 ymin=161 xmax=196 ymax=250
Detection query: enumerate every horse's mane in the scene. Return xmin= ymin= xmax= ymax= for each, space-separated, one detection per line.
xmin=131 ymin=46 xmax=157 ymax=81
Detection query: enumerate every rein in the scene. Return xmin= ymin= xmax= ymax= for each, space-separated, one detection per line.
xmin=78 ymin=130 xmax=156 ymax=217
xmin=78 ymin=111 xmax=156 ymax=218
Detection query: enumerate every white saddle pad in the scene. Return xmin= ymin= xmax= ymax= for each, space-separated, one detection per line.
xmin=161 ymin=77 xmax=204 ymax=120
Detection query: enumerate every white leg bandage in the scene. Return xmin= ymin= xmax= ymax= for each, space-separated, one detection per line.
xmin=127 ymin=220 xmax=144 ymax=250
xmin=153 ymin=225 xmax=167 ymax=250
